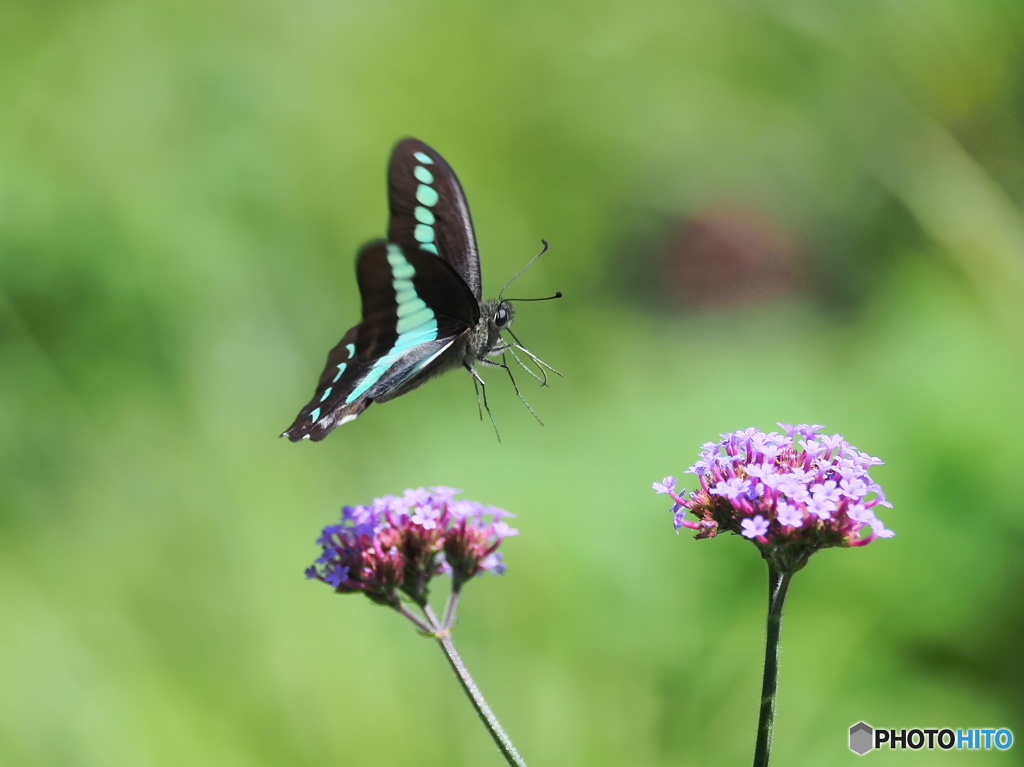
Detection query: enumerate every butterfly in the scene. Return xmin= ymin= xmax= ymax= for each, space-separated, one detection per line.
xmin=283 ymin=138 xmax=558 ymax=442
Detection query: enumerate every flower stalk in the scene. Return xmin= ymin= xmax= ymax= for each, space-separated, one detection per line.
xmin=655 ymin=424 xmax=893 ymax=767
xmin=306 ymin=487 xmax=525 ymax=765
xmin=436 ymin=632 xmax=528 ymax=767
xmin=752 ymin=564 xmax=793 ymax=767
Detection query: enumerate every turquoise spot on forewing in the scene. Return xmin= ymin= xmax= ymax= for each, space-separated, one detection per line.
xmin=343 ymin=242 xmax=440 ymax=405
xmin=393 ymin=262 xmax=415 ymax=279
xmin=391 ymin=328 xmax=436 ymax=353
xmin=310 ymin=407 xmax=321 ymax=421
xmin=397 ymin=297 xmax=428 ymax=319
xmin=320 ymin=387 xmax=333 ymax=402
xmin=332 ymin=363 xmax=346 ymax=383
xmin=385 ymin=245 xmax=416 ymax=278
xmin=414 ymin=206 xmax=435 ymax=225
xmin=420 ymin=243 xmax=439 ymax=255
xmin=397 ymin=306 xmax=434 ymax=333
xmin=345 ymin=343 xmax=355 ymax=357
xmin=414 ymin=223 xmax=435 ymax=243
xmin=416 ymin=184 xmax=439 ymax=207
xmin=414 ymin=165 xmax=434 ymax=184
xmin=413 ymin=151 xmax=433 ymax=164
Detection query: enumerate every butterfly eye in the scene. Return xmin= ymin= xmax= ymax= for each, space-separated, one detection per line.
xmin=494 ymin=308 xmax=510 ymax=328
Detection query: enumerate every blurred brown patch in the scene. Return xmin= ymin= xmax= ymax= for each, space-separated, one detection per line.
xmin=665 ymin=208 xmax=802 ymax=308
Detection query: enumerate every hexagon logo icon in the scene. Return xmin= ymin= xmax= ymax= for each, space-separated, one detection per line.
xmin=849 ymin=722 xmax=874 ymax=755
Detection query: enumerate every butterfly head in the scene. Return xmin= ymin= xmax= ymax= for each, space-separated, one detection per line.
xmin=479 ymin=299 xmax=516 ymax=356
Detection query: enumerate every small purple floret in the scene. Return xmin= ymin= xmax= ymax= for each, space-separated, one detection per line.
xmin=741 ymin=516 xmax=770 ymax=539
xmin=652 ymin=476 xmax=677 ymax=495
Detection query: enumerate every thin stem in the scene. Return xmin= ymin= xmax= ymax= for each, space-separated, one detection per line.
xmin=752 ymin=564 xmax=794 ymax=767
xmin=443 ymin=587 xmax=463 ymax=632
xmin=396 ymin=602 xmax=434 ymax=634
xmin=436 ymin=634 xmax=528 ymax=767
xmin=422 ymin=603 xmax=443 ymax=631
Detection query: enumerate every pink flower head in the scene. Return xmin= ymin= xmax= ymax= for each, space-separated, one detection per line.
xmin=654 ymin=425 xmax=893 ymax=573
xmin=306 ymin=487 xmax=517 ymax=605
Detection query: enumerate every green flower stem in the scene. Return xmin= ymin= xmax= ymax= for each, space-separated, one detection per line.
xmin=752 ymin=564 xmax=794 ymax=767
xmin=443 ymin=588 xmax=462 ymax=631
xmin=432 ymin=622 xmax=527 ymax=767
xmin=397 ymin=602 xmax=434 ymax=634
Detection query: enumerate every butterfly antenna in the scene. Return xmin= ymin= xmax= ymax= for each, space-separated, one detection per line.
xmin=500 ymin=353 xmax=544 ymax=426
xmin=498 ymin=240 xmax=552 ymax=301
xmin=503 ymin=292 xmax=563 ymax=302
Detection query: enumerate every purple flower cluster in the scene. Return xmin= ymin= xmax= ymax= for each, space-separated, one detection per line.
xmin=306 ymin=487 xmax=518 ymax=606
xmin=654 ymin=425 xmax=893 ymax=573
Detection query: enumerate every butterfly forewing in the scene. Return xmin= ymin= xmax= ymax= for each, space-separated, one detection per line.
xmin=282 ymin=241 xmax=479 ymax=441
xmin=388 ymin=138 xmax=483 ymax=301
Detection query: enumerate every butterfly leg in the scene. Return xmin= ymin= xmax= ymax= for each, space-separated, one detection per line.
xmin=471 ymin=374 xmax=485 ymax=422
xmin=507 ymin=345 xmax=547 ymax=385
xmin=466 ymin=363 xmax=501 ymax=442
xmin=505 ymin=327 xmax=564 ymax=384
xmin=481 ymin=354 xmax=544 ymax=426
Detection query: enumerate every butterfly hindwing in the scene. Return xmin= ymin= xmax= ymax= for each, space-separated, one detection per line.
xmin=282 ymin=241 xmax=479 ymax=441
xmin=282 ymin=326 xmax=371 ymax=441
xmin=388 ymin=138 xmax=483 ymax=301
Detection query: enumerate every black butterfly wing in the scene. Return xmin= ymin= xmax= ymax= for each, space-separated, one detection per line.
xmin=282 ymin=241 xmax=481 ymax=441
xmin=282 ymin=325 xmax=370 ymax=441
xmin=387 ymin=138 xmax=483 ymax=301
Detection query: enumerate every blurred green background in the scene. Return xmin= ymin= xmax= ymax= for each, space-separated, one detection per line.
xmin=3 ymin=0 xmax=1024 ymax=764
